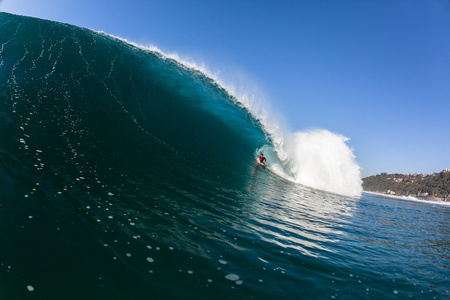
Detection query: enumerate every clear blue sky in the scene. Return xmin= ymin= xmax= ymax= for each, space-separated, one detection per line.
xmin=1 ymin=0 xmax=449 ymax=176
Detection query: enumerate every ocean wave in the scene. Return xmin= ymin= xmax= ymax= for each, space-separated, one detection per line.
xmin=0 ymin=12 xmax=361 ymax=197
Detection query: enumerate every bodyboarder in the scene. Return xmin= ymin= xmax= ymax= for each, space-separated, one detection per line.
xmin=258 ymin=153 xmax=266 ymax=166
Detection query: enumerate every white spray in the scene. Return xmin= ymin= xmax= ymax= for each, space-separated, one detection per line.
xmin=284 ymin=129 xmax=362 ymax=197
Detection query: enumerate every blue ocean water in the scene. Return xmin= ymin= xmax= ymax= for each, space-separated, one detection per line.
xmin=0 ymin=13 xmax=449 ymax=299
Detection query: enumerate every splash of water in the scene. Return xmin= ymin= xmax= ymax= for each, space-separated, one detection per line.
xmin=285 ymin=129 xmax=362 ymax=197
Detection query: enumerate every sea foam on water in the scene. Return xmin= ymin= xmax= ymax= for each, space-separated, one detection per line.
xmin=285 ymin=129 xmax=362 ymax=197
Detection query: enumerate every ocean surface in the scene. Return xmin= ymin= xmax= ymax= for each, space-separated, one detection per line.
xmin=1 ymin=13 xmax=449 ymax=299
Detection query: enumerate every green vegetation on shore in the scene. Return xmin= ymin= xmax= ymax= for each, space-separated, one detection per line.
xmin=362 ymin=170 xmax=450 ymax=198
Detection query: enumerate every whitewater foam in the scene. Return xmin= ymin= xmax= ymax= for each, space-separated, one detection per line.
xmin=256 ymin=129 xmax=362 ymax=197
xmin=286 ymin=129 xmax=362 ymax=197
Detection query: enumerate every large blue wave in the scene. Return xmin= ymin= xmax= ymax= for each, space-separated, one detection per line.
xmin=0 ymin=12 xmax=272 ymax=196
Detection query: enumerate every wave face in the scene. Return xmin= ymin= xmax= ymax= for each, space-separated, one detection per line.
xmin=0 ymin=12 xmax=266 ymax=191
xmin=1 ymin=13 xmax=448 ymax=299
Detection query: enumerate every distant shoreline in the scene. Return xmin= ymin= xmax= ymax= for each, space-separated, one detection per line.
xmin=363 ymin=191 xmax=449 ymax=204
xmin=362 ymin=171 xmax=450 ymax=201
